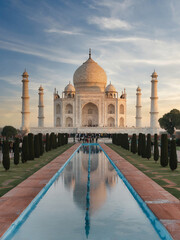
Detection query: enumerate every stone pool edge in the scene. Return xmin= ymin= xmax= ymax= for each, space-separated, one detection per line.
xmin=101 ymin=143 xmax=180 ymax=240
xmin=0 ymin=143 xmax=81 ymax=239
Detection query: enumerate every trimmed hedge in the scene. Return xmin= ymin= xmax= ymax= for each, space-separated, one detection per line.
xmin=46 ymin=133 xmax=49 ymax=152
xmin=138 ymin=133 xmax=142 ymax=156
xmin=22 ymin=136 xmax=29 ymax=163
xmin=141 ymin=134 xmax=146 ymax=158
xmin=160 ymin=134 xmax=168 ymax=167
xmin=154 ymin=134 xmax=159 ymax=162
xmin=58 ymin=133 xmax=61 ymax=147
xmin=38 ymin=133 xmax=44 ymax=156
xmin=131 ymin=133 xmax=137 ymax=154
xmin=28 ymin=133 xmax=34 ymax=160
xmin=14 ymin=138 xmax=20 ymax=165
xmin=34 ymin=134 xmax=40 ymax=158
xmin=2 ymin=141 xmax=10 ymax=170
xmin=146 ymin=134 xmax=151 ymax=160
xmin=169 ymin=140 xmax=177 ymax=170
xmin=49 ymin=132 xmax=54 ymax=150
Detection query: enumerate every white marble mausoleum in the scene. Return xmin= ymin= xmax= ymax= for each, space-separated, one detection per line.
xmin=21 ymin=49 xmax=159 ymax=135
xmin=54 ymin=50 xmax=126 ymax=129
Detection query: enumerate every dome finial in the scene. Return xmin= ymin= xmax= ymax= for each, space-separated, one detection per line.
xmin=89 ymin=48 xmax=91 ymax=59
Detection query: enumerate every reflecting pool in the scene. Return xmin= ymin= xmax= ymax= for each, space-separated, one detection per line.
xmin=7 ymin=144 xmax=161 ymax=240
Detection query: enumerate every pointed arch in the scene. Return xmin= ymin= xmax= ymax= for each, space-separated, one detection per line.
xmin=108 ymin=104 xmax=115 ymax=114
xmin=82 ymin=102 xmax=98 ymax=127
xmin=119 ymin=117 xmax=124 ymax=127
xmin=107 ymin=117 xmax=115 ymax=127
xmin=65 ymin=104 xmax=73 ymax=114
xmin=56 ymin=117 xmax=61 ymax=127
xmin=56 ymin=104 xmax=60 ymax=114
xmin=66 ymin=117 xmax=73 ymax=127
xmin=120 ymin=104 xmax=124 ymax=114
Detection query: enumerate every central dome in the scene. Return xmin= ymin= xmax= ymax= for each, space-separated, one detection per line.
xmin=73 ymin=52 xmax=107 ymax=93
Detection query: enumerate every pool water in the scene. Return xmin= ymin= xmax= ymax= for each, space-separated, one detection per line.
xmin=6 ymin=144 xmax=162 ymax=240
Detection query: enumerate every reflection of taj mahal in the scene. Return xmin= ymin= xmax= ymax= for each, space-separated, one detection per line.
xmin=63 ymin=145 xmax=117 ymax=213
xmin=54 ymin=49 xmax=126 ymax=129
xmin=21 ymin=49 xmax=159 ymax=134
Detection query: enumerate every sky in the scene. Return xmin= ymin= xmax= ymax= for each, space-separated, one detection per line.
xmin=0 ymin=0 xmax=180 ymax=129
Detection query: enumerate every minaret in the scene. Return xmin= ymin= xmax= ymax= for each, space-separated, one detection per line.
xmin=150 ymin=70 xmax=159 ymax=129
xmin=136 ymin=86 xmax=142 ymax=128
xmin=21 ymin=70 xmax=30 ymax=132
xmin=38 ymin=85 xmax=44 ymax=127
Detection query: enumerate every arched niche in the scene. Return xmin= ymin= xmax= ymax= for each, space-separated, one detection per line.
xmin=65 ymin=104 xmax=73 ymax=114
xmin=119 ymin=117 xmax=124 ymax=127
xmin=108 ymin=104 xmax=115 ymax=114
xmin=56 ymin=104 xmax=60 ymax=114
xmin=107 ymin=117 xmax=115 ymax=127
xmin=56 ymin=117 xmax=61 ymax=127
xmin=82 ymin=102 xmax=98 ymax=127
xmin=120 ymin=104 xmax=124 ymax=114
xmin=66 ymin=117 xmax=73 ymax=127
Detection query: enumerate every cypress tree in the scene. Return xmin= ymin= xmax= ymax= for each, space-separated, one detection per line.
xmin=146 ymin=134 xmax=152 ymax=160
xmin=2 ymin=140 xmax=10 ymax=170
xmin=169 ymin=140 xmax=177 ymax=170
xmin=121 ymin=134 xmax=125 ymax=149
xmin=124 ymin=133 xmax=129 ymax=150
xmin=46 ymin=133 xmax=49 ymax=151
xmin=114 ymin=134 xmax=117 ymax=144
xmin=115 ymin=134 xmax=118 ymax=145
xmin=22 ymin=136 xmax=29 ymax=163
xmin=38 ymin=133 xmax=43 ymax=155
xmin=28 ymin=133 xmax=34 ymax=160
xmin=53 ymin=134 xmax=57 ymax=149
xmin=160 ymin=134 xmax=168 ymax=167
xmin=141 ymin=134 xmax=146 ymax=158
xmin=138 ymin=133 xmax=142 ymax=156
xmin=61 ymin=133 xmax=64 ymax=145
xmin=14 ymin=138 xmax=20 ymax=165
xmin=112 ymin=134 xmax=115 ymax=144
xmin=49 ymin=132 xmax=54 ymax=150
xmin=116 ymin=133 xmax=120 ymax=146
xmin=154 ymin=134 xmax=159 ymax=162
xmin=34 ymin=134 xmax=40 ymax=158
xmin=65 ymin=133 xmax=68 ymax=144
xmin=112 ymin=134 xmax=114 ymax=144
xmin=58 ymin=133 xmax=61 ymax=147
xmin=121 ymin=134 xmax=124 ymax=148
xmin=131 ymin=133 xmax=137 ymax=154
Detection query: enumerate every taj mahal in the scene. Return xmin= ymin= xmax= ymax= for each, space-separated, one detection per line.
xmin=21 ymin=49 xmax=159 ymax=135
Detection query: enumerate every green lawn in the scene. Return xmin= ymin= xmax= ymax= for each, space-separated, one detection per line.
xmin=107 ymin=144 xmax=180 ymax=200
xmin=0 ymin=144 xmax=73 ymax=197
xmin=177 ymin=146 xmax=180 ymax=151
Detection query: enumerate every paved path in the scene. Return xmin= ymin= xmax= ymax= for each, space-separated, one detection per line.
xmin=101 ymin=143 xmax=180 ymax=240
xmin=0 ymin=143 xmax=80 ymax=238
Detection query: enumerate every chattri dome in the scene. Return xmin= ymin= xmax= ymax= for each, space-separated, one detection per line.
xmin=151 ymin=70 xmax=158 ymax=78
xmin=105 ymin=82 xmax=116 ymax=92
xmin=39 ymin=85 xmax=43 ymax=91
xmin=22 ymin=69 xmax=29 ymax=77
xmin=73 ymin=50 xmax=107 ymax=92
xmin=136 ymin=86 xmax=141 ymax=91
xmin=64 ymin=82 xmax=75 ymax=92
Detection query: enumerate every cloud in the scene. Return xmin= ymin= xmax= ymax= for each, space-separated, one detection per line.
xmin=88 ymin=16 xmax=132 ymax=30
xmin=45 ymin=28 xmax=83 ymax=35
xmin=90 ymin=0 xmax=135 ymax=17
xmin=0 ymin=39 xmax=81 ymax=65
